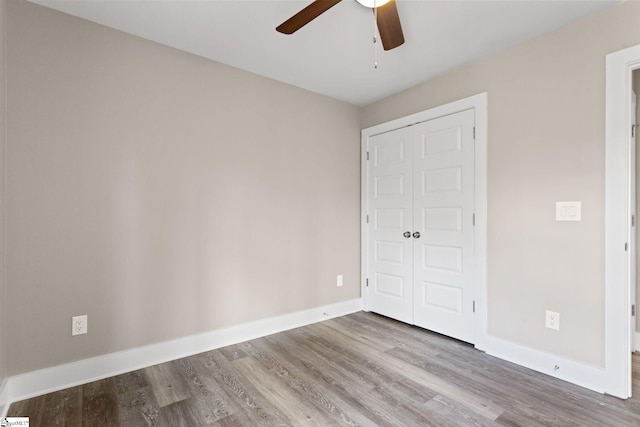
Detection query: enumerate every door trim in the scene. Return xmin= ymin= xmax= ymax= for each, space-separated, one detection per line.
xmin=605 ymin=44 xmax=640 ymax=399
xmin=361 ymin=93 xmax=488 ymax=349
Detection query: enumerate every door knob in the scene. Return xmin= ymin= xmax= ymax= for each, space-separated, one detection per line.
xmin=403 ymin=231 xmax=411 ymax=238
xmin=413 ymin=231 xmax=421 ymax=239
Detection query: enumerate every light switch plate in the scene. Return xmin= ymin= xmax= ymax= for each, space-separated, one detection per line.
xmin=556 ymin=201 xmax=581 ymax=221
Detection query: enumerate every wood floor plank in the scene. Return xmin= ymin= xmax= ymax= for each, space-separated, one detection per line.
xmin=364 ymin=385 xmax=448 ymax=427
xmin=117 ymin=386 xmax=160 ymax=427
xmin=211 ymin=411 xmax=259 ymax=427
xmin=218 ymin=343 xmax=250 ymax=362
xmin=82 ymin=378 xmax=120 ymax=427
xmin=192 ymin=349 xmax=292 ymax=426
xmin=41 ymin=385 xmax=83 ymax=427
xmin=250 ymin=334 xmax=404 ymax=426
xmin=143 ymin=361 xmax=192 ymax=408
xmin=6 ymin=397 xmax=30 ymax=417
xmin=279 ymin=329 xmax=382 ymax=393
xmin=157 ymin=398 xmax=206 ymax=427
xmin=495 ymin=409 xmax=564 ymax=427
xmin=253 ymin=334 xmax=383 ymax=426
xmin=278 ymin=330 xmax=482 ymax=425
xmin=385 ymin=345 xmax=518 ymax=408
xmin=174 ymin=356 xmax=235 ymax=423
xmin=308 ymin=319 xmax=505 ymax=420
xmin=233 ymin=355 xmax=340 ymax=426
xmin=307 ymin=319 xmax=396 ymax=353
xmin=348 ymin=311 xmax=473 ymax=353
xmin=115 ymin=370 xmax=149 ymax=395
xmin=280 ymin=325 xmax=438 ymax=406
xmin=7 ymin=392 xmax=47 ymax=426
xmin=423 ymin=394 xmax=503 ymax=427
xmin=259 ymin=330 xmax=429 ymax=427
xmin=330 ymin=313 xmax=441 ymax=357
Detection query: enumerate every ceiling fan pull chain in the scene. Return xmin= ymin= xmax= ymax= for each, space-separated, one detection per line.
xmin=373 ymin=1 xmax=378 ymax=69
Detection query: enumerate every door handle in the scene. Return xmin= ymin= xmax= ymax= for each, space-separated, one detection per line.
xmin=413 ymin=231 xmax=421 ymax=239
xmin=403 ymin=231 xmax=412 ymax=238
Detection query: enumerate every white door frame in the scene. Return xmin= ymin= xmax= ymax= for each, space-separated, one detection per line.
xmin=605 ymin=44 xmax=640 ymax=399
xmin=361 ymin=92 xmax=488 ymax=348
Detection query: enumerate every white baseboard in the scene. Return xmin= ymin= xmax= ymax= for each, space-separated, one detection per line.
xmin=2 ymin=300 xmax=617 ymax=413
xmin=481 ymin=335 xmax=605 ymax=395
xmin=4 ymin=298 xmax=363 ymax=406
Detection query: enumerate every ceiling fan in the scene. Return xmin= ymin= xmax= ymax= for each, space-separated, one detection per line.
xmin=276 ymin=0 xmax=405 ymax=51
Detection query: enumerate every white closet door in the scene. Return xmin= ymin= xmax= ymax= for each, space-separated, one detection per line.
xmin=412 ymin=109 xmax=476 ymax=343
xmin=367 ymin=126 xmax=414 ymax=324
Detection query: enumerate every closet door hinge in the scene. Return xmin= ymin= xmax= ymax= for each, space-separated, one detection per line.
xmin=633 ymin=304 xmax=636 ymax=316
xmin=625 ymin=242 xmax=629 ymax=252
xmin=633 ymin=124 xmax=637 ymax=138
xmin=366 ymin=278 xmax=369 ymax=287
xmin=473 ymin=300 xmax=476 ymax=313
xmin=633 ymin=215 xmax=636 ymax=227
xmin=366 ymin=151 xmax=370 ymax=161
xmin=473 ymin=126 xmax=476 ymax=140
xmin=366 ymin=214 xmax=369 ymax=224
xmin=472 ymin=213 xmax=476 ymax=226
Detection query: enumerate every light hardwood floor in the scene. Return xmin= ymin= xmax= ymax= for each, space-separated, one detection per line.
xmin=8 ymin=311 xmax=640 ymax=426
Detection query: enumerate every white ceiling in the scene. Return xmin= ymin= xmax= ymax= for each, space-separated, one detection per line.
xmin=30 ymin=0 xmax=620 ymax=106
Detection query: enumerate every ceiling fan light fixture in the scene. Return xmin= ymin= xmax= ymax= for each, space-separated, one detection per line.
xmin=276 ymin=0 xmax=404 ymax=51
xmin=356 ymin=0 xmax=391 ymax=8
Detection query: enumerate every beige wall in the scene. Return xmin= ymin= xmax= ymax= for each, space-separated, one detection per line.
xmin=6 ymin=0 xmax=361 ymax=375
xmin=0 ymin=0 xmax=6 ymax=386
xmin=362 ymin=1 xmax=640 ymax=367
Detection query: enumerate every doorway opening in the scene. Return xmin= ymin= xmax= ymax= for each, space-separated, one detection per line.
xmin=605 ymin=43 xmax=640 ymax=399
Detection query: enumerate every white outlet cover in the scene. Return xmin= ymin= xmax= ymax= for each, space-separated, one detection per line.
xmin=545 ymin=310 xmax=560 ymax=330
xmin=72 ymin=315 xmax=88 ymax=336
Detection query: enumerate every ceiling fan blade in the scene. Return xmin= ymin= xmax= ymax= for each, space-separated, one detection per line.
xmin=377 ymin=0 xmax=404 ymax=51
xmin=276 ymin=0 xmax=342 ymax=35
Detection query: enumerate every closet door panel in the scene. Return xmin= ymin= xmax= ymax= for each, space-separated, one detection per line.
xmin=412 ymin=110 xmax=476 ymax=343
xmin=367 ymin=127 xmax=414 ymax=324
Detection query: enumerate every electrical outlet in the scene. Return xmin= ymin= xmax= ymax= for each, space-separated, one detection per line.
xmin=337 ymin=274 xmax=343 ymax=287
xmin=72 ymin=315 xmax=88 ymax=336
xmin=545 ymin=310 xmax=560 ymax=330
